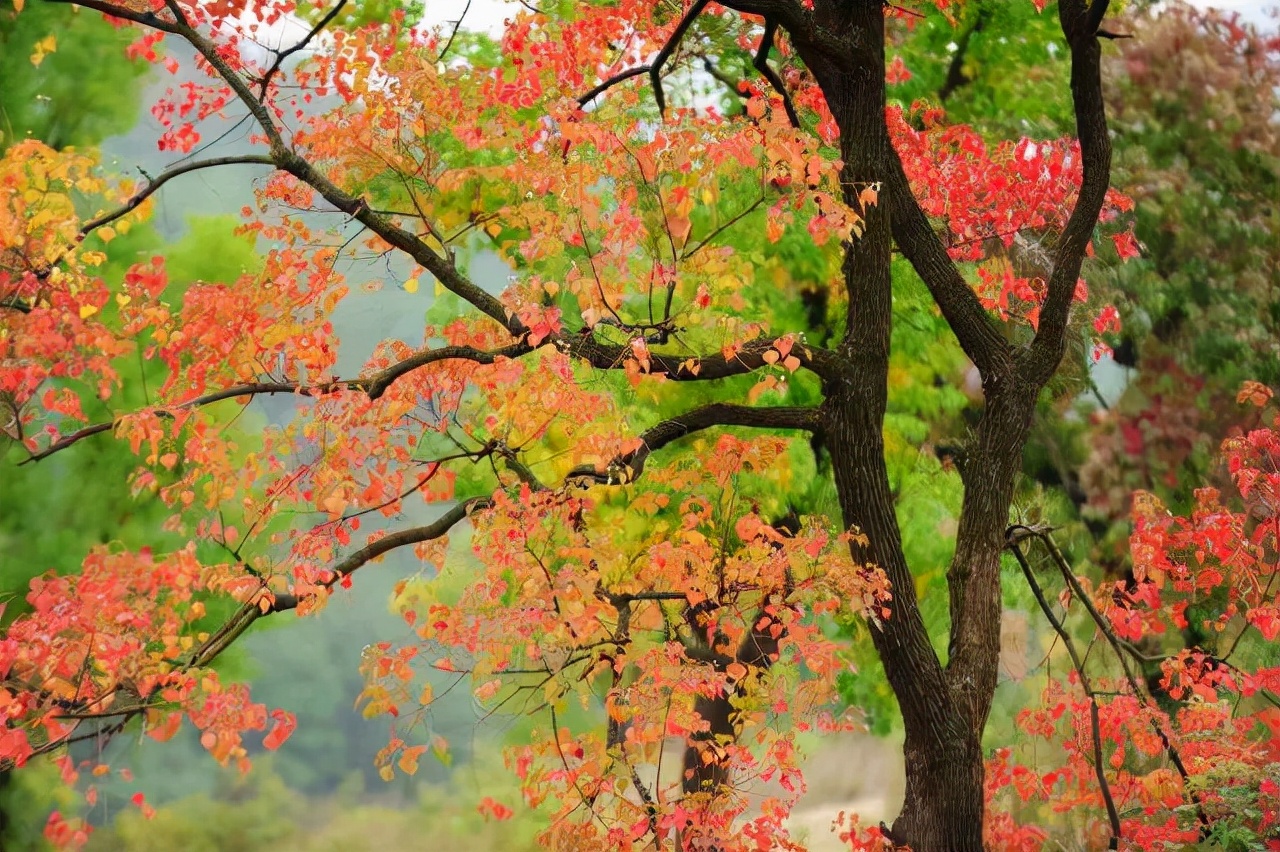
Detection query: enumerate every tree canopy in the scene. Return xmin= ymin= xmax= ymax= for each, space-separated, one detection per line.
xmin=2 ymin=1 xmax=1279 ymax=850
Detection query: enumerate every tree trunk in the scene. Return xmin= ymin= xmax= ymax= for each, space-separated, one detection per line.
xmin=894 ymin=728 xmax=986 ymax=851
xmin=780 ymin=0 xmax=1111 ymax=846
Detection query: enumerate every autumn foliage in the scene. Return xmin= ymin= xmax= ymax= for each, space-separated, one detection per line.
xmin=2 ymin=0 xmax=1279 ymax=850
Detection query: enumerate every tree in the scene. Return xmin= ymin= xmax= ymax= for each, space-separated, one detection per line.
xmin=0 ymin=0 xmax=148 ymax=150
xmin=4 ymin=1 xmax=1274 ymax=850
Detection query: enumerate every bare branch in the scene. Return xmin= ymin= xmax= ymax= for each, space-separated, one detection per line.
xmin=270 ymin=497 xmax=489 ymax=612
xmin=1007 ymin=532 xmax=1122 ymax=849
xmin=81 ymin=155 xmax=276 ymax=236
xmin=257 ymin=0 xmax=349 ymax=99
xmin=565 ymin=402 xmax=819 ymax=485
xmin=436 ymin=0 xmax=471 ymax=62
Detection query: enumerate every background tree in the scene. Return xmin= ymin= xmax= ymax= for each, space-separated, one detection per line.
xmin=0 ymin=0 xmax=147 ymax=148
xmin=3 ymin=1 xmax=1277 ymax=850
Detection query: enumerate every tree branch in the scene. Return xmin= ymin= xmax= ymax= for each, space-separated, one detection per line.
xmin=577 ymin=66 xmax=652 ymax=107
xmin=883 ymin=150 xmax=1013 ymax=381
xmin=938 ymin=8 xmax=987 ymax=103
xmin=20 ymin=344 xmax=532 ymax=463
xmin=565 ymin=403 xmax=819 ymax=485
xmin=46 ymin=0 xmax=182 ymax=33
xmin=567 ymin=332 xmax=840 ymax=383
xmin=109 ymin=0 xmax=524 ymax=338
xmin=713 ymin=0 xmax=811 ymax=34
xmin=1007 ymin=532 xmax=1122 ymax=850
xmin=752 ymin=19 xmax=801 ymax=129
xmin=256 ymin=0 xmax=349 ymax=99
xmin=270 ymin=497 xmax=489 ymax=612
xmin=21 ymin=330 xmax=833 ymax=464
xmin=577 ymin=0 xmax=816 ymax=116
xmin=1023 ymin=0 xmax=1113 ymax=384
xmin=80 ymin=155 xmax=277 ymax=236
xmin=364 ymin=342 xmax=532 ymax=399
xmin=1017 ymin=524 xmax=1212 ymax=839
xmin=650 ymin=0 xmax=709 ymax=117
xmin=9 ymin=497 xmax=488 ymax=766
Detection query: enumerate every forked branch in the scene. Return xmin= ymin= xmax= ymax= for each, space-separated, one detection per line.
xmin=257 ymin=0 xmax=348 ymax=98
xmin=579 ymin=1 xmax=800 ymax=129
xmin=650 ymin=0 xmax=710 ymax=116
xmin=12 ymin=498 xmax=487 ymax=767
xmin=49 ymin=0 xmax=523 ymax=337
xmin=257 ymin=0 xmax=349 ymax=99
xmin=752 ymin=20 xmax=800 ymax=128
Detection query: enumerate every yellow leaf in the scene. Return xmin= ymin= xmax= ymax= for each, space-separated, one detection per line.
xmin=404 ymin=277 xmax=419 ymax=293
xmin=398 ymin=746 xmax=424 ymax=776
xmin=30 ymin=35 xmax=56 ymax=67
xmin=321 ymin=491 xmax=347 ymax=517
xmin=79 ymin=303 xmax=99 ymax=319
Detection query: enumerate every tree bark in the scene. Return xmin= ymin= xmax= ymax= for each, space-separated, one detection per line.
xmin=782 ymin=1 xmax=1112 ymax=848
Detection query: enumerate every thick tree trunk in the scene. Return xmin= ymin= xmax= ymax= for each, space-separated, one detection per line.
xmin=809 ymin=5 xmax=995 ymax=847
xmin=895 ymin=728 xmax=986 ymax=851
xmin=777 ymin=0 xmax=1111 ymax=847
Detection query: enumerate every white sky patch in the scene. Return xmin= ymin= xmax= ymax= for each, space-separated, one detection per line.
xmin=1187 ymin=1 xmax=1277 ymax=27
xmin=420 ymin=0 xmax=515 ymax=37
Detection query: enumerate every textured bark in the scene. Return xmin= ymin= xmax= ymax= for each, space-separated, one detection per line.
xmin=782 ymin=1 xmax=1114 ymax=848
